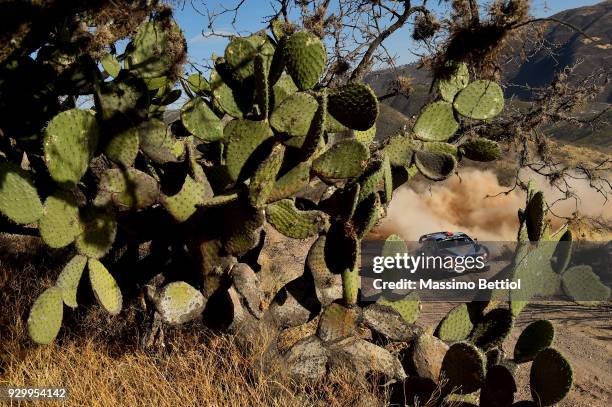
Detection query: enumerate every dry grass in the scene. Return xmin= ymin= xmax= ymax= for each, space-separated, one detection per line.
xmin=0 ymin=234 xmax=387 ymax=407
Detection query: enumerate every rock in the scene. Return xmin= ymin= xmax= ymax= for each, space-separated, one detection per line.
xmin=409 ymin=333 xmax=449 ymax=381
xmin=231 ymin=263 xmax=265 ymax=318
xmin=284 ymin=335 xmax=328 ymax=381
xmin=268 ymin=275 xmax=320 ymax=328
xmin=328 ymin=337 xmax=407 ymax=381
xmin=362 ymin=303 xmax=423 ymax=342
xmin=317 ymin=302 xmax=360 ymax=342
xmin=277 ymin=316 xmax=320 ymax=354
xmin=156 ymin=281 xmax=206 ymax=325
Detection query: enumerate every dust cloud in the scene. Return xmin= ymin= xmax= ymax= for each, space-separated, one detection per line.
xmin=375 ymin=168 xmax=612 ymax=241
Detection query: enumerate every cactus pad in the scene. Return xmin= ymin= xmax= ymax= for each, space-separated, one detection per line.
xmin=104 ymin=126 xmax=139 ymax=166
xmin=354 ymin=125 xmax=377 ymax=146
xmin=75 ymin=210 xmax=117 ymax=259
xmin=468 ymin=308 xmax=514 ymax=352
xmin=224 ymin=36 xmax=257 ymax=82
xmin=435 ymin=303 xmax=473 ymax=342
xmin=328 ymin=83 xmax=379 ymax=131
xmin=39 ymin=191 xmax=81 ymax=248
xmin=423 ymin=141 xmax=459 ymax=158
xmin=186 ymin=72 xmax=210 ymax=93
xmin=224 ymin=119 xmax=274 ymax=181
xmin=266 ymin=199 xmax=329 ymax=239
xmin=157 ymin=281 xmax=206 ymax=325
xmin=312 ymin=139 xmax=370 ymax=179
xmin=0 ymin=163 xmax=43 ymax=224
xmin=440 ymin=342 xmax=485 ymax=394
xmin=181 ymin=97 xmax=223 ymax=142
xmin=249 ymin=144 xmax=285 ymax=208
xmin=453 ymin=80 xmax=504 ymax=120
xmin=44 ymin=109 xmax=100 ymax=185
xmin=272 ymin=74 xmax=298 ymax=108
xmin=342 ymin=264 xmax=359 ymax=306
xmin=530 ymin=348 xmax=573 ymax=406
xmin=210 ymin=71 xmax=250 ymax=118
xmin=27 ymin=286 xmax=64 ymax=345
xmin=480 ymin=364 xmax=517 ymax=407
xmin=317 ymin=302 xmax=359 ymax=341
xmin=352 ymin=192 xmax=381 ymax=239
xmin=270 ymin=92 xmax=318 ymax=137
xmin=414 ymin=150 xmax=456 ymax=181
xmin=514 ymin=320 xmax=555 ymax=363
xmin=378 ymin=292 xmax=420 ymax=324
xmin=161 ymin=175 xmax=208 ymax=222
xmin=414 ymin=101 xmax=459 ymax=142
xmin=101 ymin=53 xmax=121 ymax=78
xmin=128 ymin=20 xmax=185 ymax=79
xmin=268 ymin=161 xmax=312 ymax=202
xmin=525 ymin=191 xmax=546 ymax=241
xmin=561 ymin=265 xmax=610 ymax=304
xmin=95 ymin=168 xmax=160 ymax=211
xmin=383 ymin=136 xmax=417 ymax=167
xmin=459 ymin=137 xmax=501 ymax=162
xmin=139 ymin=118 xmax=182 ymax=164
xmin=283 ymin=31 xmax=326 ymax=90
xmin=88 ymin=259 xmax=122 ymax=315
xmin=55 ymin=255 xmax=87 ymax=308
xmin=437 ymin=62 xmax=469 ymax=102
xmin=95 ymin=71 xmax=149 ymax=121
xmin=552 ymin=230 xmax=572 ymax=274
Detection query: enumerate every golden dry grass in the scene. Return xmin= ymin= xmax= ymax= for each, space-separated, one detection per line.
xmin=0 ymin=235 xmax=387 ymax=407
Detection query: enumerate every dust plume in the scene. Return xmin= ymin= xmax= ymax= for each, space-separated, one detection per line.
xmin=375 ymin=168 xmax=612 ymax=241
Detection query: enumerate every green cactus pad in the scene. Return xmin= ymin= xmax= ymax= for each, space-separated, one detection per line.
xmin=352 ymin=192 xmax=381 ymax=239
xmin=272 ymin=74 xmax=299 ymax=108
xmin=128 ymin=20 xmax=185 ymax=79
xmin=414 ymin=150 xmax=457 ymax=181
xmin=88 ymin=259 xmax=122 ymax=315
xmin=268 ymin=161 xmax=312 ymax=202
xmin=459 ymin=137 xmax=501 ymax=162
xmin=435 ymin=303 xmax=474 ymax=342
xmin=27 ymin=286 xmax=63 ymax=345
xmin=95 ymin=168 xmax=160 ymax=211
xmin=161 ymin=175 xmax=208 ymax=222
xmin=342 ymin=263 xmax=359 ymax=306
xmin=378 ymin=292 xmax=420 ymax=324
xmin=224 ymin=36 xmax=257 ymax=82
xmin=530 ymin=348 xmax=573 ymax=406
xmin=514 ymin=320 xmax=555 ymax=363
xmin=437 ymin=62 xmax=469 ymax=102
xmin=453 ymin=80 xmax=504 ymax=120
xmin=561 ymin=265 xmax=610 ymax=304
xmin=283 ymin=31 xmax=326 ymax=90
xmin=101 ymin=53 xmax=121 ymax=78
xmin=249 ymin=144 xmax=285 ymax=208
xmin=328 ymin=83 xmax=379 ymax=131
xmin=39 ymin=191 xmax=81 ymax=248
xmin=56 ymin=255 xmax=87 ymax=308
xmin=355 ymin=159 xmax=387 ymax=203
xmin=75 ymin=210 xmax=117 ymax=259
xmin=186 ymin=72 xmax=210 ymax=93
xmin=354 ymin=125 xmax=377 ymax=146
xmin=224 ymin=119 xmax=275 ymax=181
xmin=525 ymin=191 xmax=546 ymax=241
xmin=383 ymin=136 xmax=417 ymax=167
xmin=104 ymin=126 xmax=139 ymax=167
xmin=468 ymin=308 xmax=514 ymax=352
xmin=139 ymin=118 xmax=182 ymax=164
xmin=0 ymin=163 xmax=43 ymax=224
xmin=44 ymin=109 xmax=100 ymax=185
xmin=299 ymin=91 xmax=327 ymax=161
xmin=312 ymin=139 xmax=370 ymax=180
xmin=414 ymin=101 xmax=459 ymax=142
xmin=254 ymin=54 xmax=270 ymax=119
xmin=423 ymin=141 xmax=459 ymax=158
xmin=157 ymin=281 xmax=206 ymax=325
xmin=270 ymin=92 xmax=318 ymax=137
xmin=210 ymin=71 xmax=250 ymax=118
xmin=479 ymin=364 xmax=517 ymax=407
xmin=440 ymin=342 xmax=485 ymax=394
xmin=95 ymin=71 xmax=149 ymax=121
xmin=266 ymin=199 xmax=329 ymax=239
xmin=201 ymin=190 xmax=240 ymax=207
xmin=181 ymin=97 xmax=223 ymax=142
xmin=223 ymin=204 xmax=265 ymax=256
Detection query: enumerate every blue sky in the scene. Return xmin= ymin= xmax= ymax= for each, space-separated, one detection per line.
xmin=173 ymin=0 xmax=603 ymax=71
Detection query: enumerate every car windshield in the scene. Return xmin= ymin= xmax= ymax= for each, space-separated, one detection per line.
xmin=436 ymin=237 xmax=472 ymax=250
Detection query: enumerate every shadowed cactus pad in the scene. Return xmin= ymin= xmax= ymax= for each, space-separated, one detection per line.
xmin=312 ymin=139 xmax=370 ymax=179
xmin=468 ymin=308 xmax=514 ymax=352
xmin=561 ymin=265 xmax=610 ymax=304
xmin=95 ymin=71 xmax=149 ymax=121
xmin=440 ymin=342 xmax=485 ymax=394
xmin=266 ymin=199 xmax=329 ymax=239
xmin=270 ymin=92 xmax=318 ymax=137
xmin=0 ymin=163 xmax=43 ymax=224
xmin=414 ymin=150 xmax=456 ymax=181
xmin=44 ymin=109 xmax=100 ymax=185
xmin=435 ymin=303 xmax=473 ymax=341
xmin=27 ymin=286 xmax=64 ymax=345
xmin=423 ymin=141 xmax=459 ymax=158
xmin=157 ymin=281 xmax=206 ymax=325
xmin=249 ymin=144 xmax=285 ymax=207
xmin=453 ymin=80 xmax=504 ymax=120
xmin=283 ymin=31 xmax=326 ymax=90
xmin=55 ymin=255 xmax=87 ymax=308
xmin=525 ymin=191 xmax=546 ymax=241
xmin=104 ymin=127 xmax=139 ymax=166
xmin=75 ymin=210 xmax=117 ymax=259
xmin=378 ymin=292 xmax=420 ymax=324
xmin=514 ymin=320 xmax=555 ymax=363
xmin=352 ymin=193 xmax=381 ymax=239
xmin=39 ymin=191 xmax=80 ymax=248
xmin=161 ymin=175 xmax=209 ymax=222
xmin=328 ymin=83 xmax=379 ymax=131
xmin=414 ymin=101 xmax=459 ymax=142
xmin=224 ymin=119 xmax=274 ymax=181
xmin=530 ymin=348 xmax=573 ymax=406
xmin=437 ymin=62 xmax=469 ymax=102
xmin=480 ymin=364 xmax=517 ymax=407
xmin=186 ymin=72 xmax=210 ymax=93
xmin=95 ymin=168 xmax=160 ymax=211
xmin=268 ymin=161 xmax=311 ymax=202
xmin=139 ymin=118 xmax=182 ymax=164
xmin=88 ymin=259 xmax=122 ymax=315
xmin=180 ymin=97 xmax=223 ymax=142
xmin=459 ymin=137 xmax=501 ymax=162
xmin=128 ymin=20 xmax=185 ymax=79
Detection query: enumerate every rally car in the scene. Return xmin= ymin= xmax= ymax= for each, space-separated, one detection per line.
xmin=418 ymin=231 xmax=490 ymax=273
